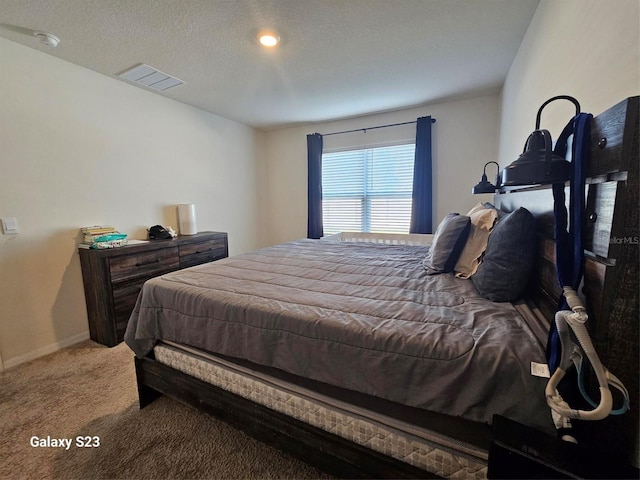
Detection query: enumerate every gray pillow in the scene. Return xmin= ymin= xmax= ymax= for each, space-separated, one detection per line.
xmin=423 ymin=213 xmax=471 ymax=275
xmin=471 ymin=207 xmax=536 ymax=302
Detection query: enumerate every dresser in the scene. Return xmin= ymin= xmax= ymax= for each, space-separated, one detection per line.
xmin=79 ymin=231 xmax=228 ymax=346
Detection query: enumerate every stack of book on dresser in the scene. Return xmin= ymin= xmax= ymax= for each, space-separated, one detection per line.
xmin=78 ymin=225 xmax=128 ymax=249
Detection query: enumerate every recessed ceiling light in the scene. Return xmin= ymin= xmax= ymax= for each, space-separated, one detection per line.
xmin=258 ymin=32 xmax=280 ymax=48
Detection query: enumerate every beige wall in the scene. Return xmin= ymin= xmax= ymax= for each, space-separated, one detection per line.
xmin=0 ymin=38 xmax=266 ymax=367
xmin=499 ymin=0 xmax=640 ymax=166
xmin=262 ymin=94 xmax=501 ymax=246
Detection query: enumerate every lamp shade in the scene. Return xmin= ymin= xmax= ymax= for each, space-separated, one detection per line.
xmin=472 ymin=161 xmax=500 ymax=194
xmin=501 ymin=96 xmax=580 ymax=187
xmin=472 ymin=174 xmax=497 ymax=194
xmin=501 ymin=130 xmax=571 ymax=186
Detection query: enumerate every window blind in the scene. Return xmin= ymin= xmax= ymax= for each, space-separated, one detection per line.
xmin=322 ymin=143 xmax=415 ymax=235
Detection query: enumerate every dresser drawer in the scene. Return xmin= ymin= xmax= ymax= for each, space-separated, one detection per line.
xmin=179 ymin=238 xmax=227 ymax=268
xmin=109 ymin=247 xmax=180 ymax=283
xmin=112 ymin=278 xmax=148 ymax=341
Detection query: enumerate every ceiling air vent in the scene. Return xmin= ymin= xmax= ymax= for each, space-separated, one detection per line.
xmin=118 ymin=64 xmax=185 ymax=91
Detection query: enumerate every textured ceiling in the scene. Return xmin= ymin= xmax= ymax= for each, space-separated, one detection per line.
xmin=0 ymin=0 xmax=539 ymax=130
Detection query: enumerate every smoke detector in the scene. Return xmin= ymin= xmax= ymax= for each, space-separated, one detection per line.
xmin=34 ymin=31 xmax=60 ymax=47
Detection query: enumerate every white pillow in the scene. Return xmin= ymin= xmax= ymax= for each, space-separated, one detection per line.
xmin=454 ymin=203 xmax=498 ymax=279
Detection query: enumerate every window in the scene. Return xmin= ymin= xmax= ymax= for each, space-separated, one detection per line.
xmin=322 ymin=143 xmax=415 ymax=235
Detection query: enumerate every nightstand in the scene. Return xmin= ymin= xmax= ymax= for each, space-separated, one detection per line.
xmin=79 ymin=231 xmax=228 ymax=346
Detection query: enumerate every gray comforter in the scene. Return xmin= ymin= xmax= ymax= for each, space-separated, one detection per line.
xmin=125 ymin=239 xmax=553 ymax=432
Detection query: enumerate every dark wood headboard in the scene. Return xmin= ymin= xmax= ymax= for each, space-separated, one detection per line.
xmin=494 ymin=96 xmax=639 ymax=467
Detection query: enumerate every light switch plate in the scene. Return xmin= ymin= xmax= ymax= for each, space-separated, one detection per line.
xmin=1 ymin=218 xmax=19 ymax=234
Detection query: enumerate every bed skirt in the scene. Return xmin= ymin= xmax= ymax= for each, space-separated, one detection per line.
xmin=153 ymin=341 xmax=489 ymax=479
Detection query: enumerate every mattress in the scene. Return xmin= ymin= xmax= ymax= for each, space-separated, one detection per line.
xmin=153 ymin=340 xmax=490 ymax=479
xmin=125 ymin=239 xmax=553 ymax=433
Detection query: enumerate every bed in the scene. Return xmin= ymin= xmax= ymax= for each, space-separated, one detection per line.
xmin=125 ymin=96 xmax=638 ymax=478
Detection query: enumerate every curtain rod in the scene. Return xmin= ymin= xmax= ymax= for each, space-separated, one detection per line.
xmin=318 ymin=117 xmax=435 ymax=137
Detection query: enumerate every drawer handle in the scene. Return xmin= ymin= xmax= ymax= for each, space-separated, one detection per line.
xmin=135 ymin=259 xmax=161 ymax=267
xmin=194 ymin=248 xmax=213 ymax=254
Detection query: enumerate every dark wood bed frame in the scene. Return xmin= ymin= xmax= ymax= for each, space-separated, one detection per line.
xmin=133 ymin=97 xmax=639 ymax=478
xmin=494 ymin=96 xmax=639 ymax=472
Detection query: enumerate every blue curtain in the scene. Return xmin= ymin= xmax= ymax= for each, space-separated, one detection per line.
xmin=410 ymin=116 xmax=433 ymax=234
xmin=307 ymin=133 xmax=324 ymax=239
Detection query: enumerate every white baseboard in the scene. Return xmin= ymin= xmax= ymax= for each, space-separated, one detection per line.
xmin=3 ymin=331 xmax=91 ymax=370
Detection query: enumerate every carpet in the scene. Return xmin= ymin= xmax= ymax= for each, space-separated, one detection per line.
xmin=0 ymin=340 xmax=330 ymax=479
